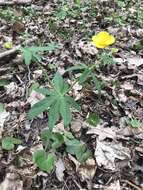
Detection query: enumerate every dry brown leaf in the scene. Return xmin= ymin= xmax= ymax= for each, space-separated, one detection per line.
xmin=55 ymin=159 xmax=65 ymax=182
xmin=0 ymin=173 xmax=23 ymax=190
xmin=87 ymin=124 xmax=116 ymax=141
xmin=105 ymin=180 xmax=121 ymax=190
xmin=127 ymin=56 xmax=143 ymax=69
xmin=95 ymin=138 xmax=130 ymax=170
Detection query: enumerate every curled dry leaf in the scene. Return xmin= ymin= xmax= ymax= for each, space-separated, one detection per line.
xmin=127 ymin=56 xmax=143 ymax=69
xmin=87 ymin=123 xmax=116 ymax=141
xmin=95 ymin=138 xmax=131 ymax=170
xmin=55 ymin=159 xmax=65 ymax=182
xmin=117 ymin=125 xmax=143 ymax=140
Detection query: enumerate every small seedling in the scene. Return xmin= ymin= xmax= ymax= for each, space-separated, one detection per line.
xmin=34 ymin=130 xmax=91 ymax=172
xmin=87 ymin=113 xmax=101 ymax=126
xmin=126 ymin=118 xmax=142 ymax=128
xmin=21 ymin=43 xmax=59 ymax=66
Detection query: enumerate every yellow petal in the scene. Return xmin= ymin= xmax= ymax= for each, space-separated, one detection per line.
xmin=105 ymin=35 xmax=115 ymax=46
xmin=91 ymin=31 xmax=115 ymax=48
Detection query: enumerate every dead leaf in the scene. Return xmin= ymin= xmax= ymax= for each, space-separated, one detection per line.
xmin=87 ymin=123 xmax=116 ymax=141
xmin=127 ymin=56 xmax=143 ymax=69
xmin=12 ymin=21 xmax=25 ymax=34
xmin=78 ymin=41 xmax=98 ymax=55
xmin=95 ymin=138 xmax=130 ymax=170
xmin=55 ymin=159 xmax=65 ymax=182
xmin=33 ymin=70 xmax=43 ymax=79
xmin=0 ymin=110 xmax=10 ymax=138
xmin=0 ymin=173 xmax=23 ymax=190
xmin=105 ymin=180 xmax=121 ymax=190
xmin=5 ymin=82 xmax=25 ymax=99
xmin=78 ymin=158 xmax=96 ymax=181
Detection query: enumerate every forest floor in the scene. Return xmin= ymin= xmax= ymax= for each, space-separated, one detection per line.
xmin=0 ymin=0 xmax=143 ymax=190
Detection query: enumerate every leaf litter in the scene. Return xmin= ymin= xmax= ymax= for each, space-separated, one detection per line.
xmin=0 ymin=0 xmax=143 ymax=189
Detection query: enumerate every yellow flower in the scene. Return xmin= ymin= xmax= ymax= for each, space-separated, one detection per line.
xmin=92 ymin=31 xmax=115 ymax=48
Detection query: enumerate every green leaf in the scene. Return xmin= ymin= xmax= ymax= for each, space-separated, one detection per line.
xmin=41 ymin=129 xmax=52 ymax=142
xmin=79 ymin=69 xmax=91 ymax=84
xmin=100 ymin=52 xmax=116 ymax=65
xmin=28 ymin=97 xmax=56 ymax=119
xmin=126 ymin=118 xmax=142 ymax=128
xmin=92 ymin=75 xmax=104 ymax=94
xmin=51 ymin=133 xmax=64 ymax=149
xmin=35 ymin=87 xmax=52 ymax=96
xmin=65 ymin=137 xmax=91 ymax=162
xmin=22 ymin=48 xmax=33 ymax=66
xmin=30 ymin=43 xmax=59 ymax=52
xmin=0 ymin=79 xmax=10 ymax=87
xmin=87 ymin=113 xmax=101 ymax=126
xmin=66 ymin=64 xmax=87 ymax=72
xmin=48 ymin=100 xmax=60 ymax=129
xmin=22 ymin=43 xmax=59 ymax=66
xmin=33 ymin=150 xmax=55 ymax=172
xmin=65 ymin=96 xmax=80 ymax=111
xmin=53 ymin=72 xmax=64 ymax=93
xmin=0 ymin=103 xmax=4 ymax=113
xmin=28 ymin=82 xmax=40 ymax=96
xmin=60 ymin=98 xmax=71 ymax=126
xmin=2 ymin=137 xmax=22 ymax=151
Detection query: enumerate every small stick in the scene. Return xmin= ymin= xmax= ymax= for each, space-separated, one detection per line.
xmin=121 ymin=179 xmax=142 ymax=190
xmin=0 ymin=37 xmax=37 ymax=60
xmin=0 ymin=0 xmax=32 ymax=5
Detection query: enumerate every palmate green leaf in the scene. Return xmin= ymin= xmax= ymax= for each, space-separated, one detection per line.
xmin=48 ymin=100 xmax=60 ymax=129
xmin=35 ymin=87 xmax=52 ymax=96
xmin=28 ymin=96 xmax=56 ymax=119
xmin=22 ymin=43 xmax=59 ymax=66
xmin=33 ymin=150 xmax=55 ymax=172
xmin=60 ymin=97 xmax=71 ymax=127
xmin=2 ymin=137 xmax=22 ymax=151
xmin=52 ymin=72 xmax=64 ymax=93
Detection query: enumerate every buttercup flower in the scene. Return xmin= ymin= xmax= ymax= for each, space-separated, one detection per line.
xmin=92 ymin=31 xmax=115 ymax=48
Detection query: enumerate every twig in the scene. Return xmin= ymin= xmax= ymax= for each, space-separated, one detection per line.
xmin=0 ymin=37 xmax=37 ymax=60
xmin=121 ymin=179 xmax=142 ymax=190
xmin=0 ymin=0 xmax=32 ymax=5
